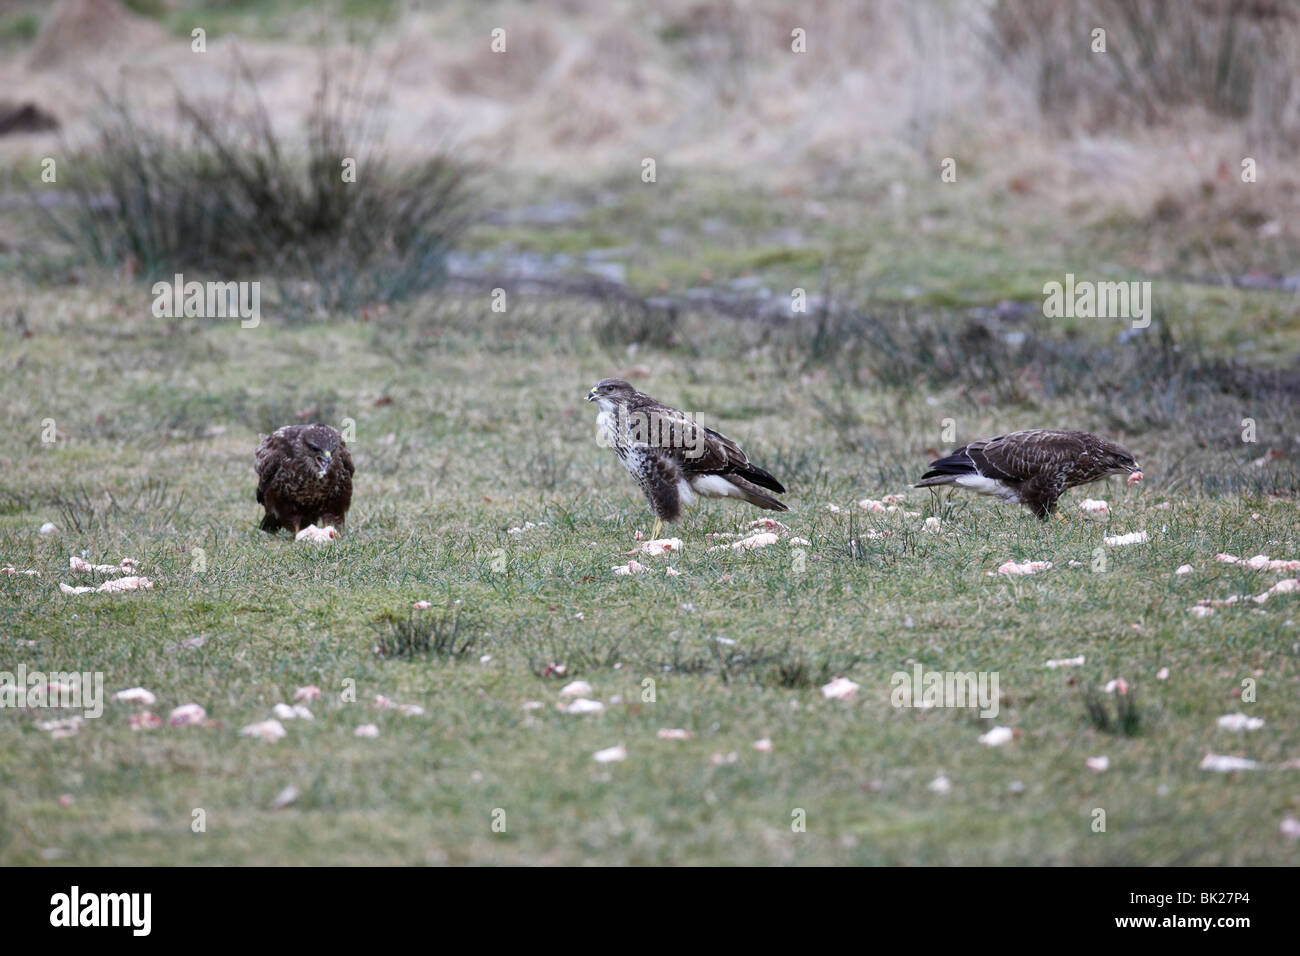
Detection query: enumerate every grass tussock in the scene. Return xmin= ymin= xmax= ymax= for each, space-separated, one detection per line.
xmin=49 ymin=479 xmax=185 ymax=534
xmin=1082 ymin=683 xmax=1144 ymax=736
xmin=371 ymin=605 xmax=481 ymax=661
xmin=30 ymin=58 xmax=475 ymax=315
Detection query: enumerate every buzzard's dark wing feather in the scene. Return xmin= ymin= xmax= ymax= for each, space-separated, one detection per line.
xmin=733 ymin=460 xmax=785 ymax=494
xmin=983 ymin=430 xmax=1091 ymax=480
xmin=922 ymin=431 xmax=1095 ymax=482
xmin=254 ymin=431 xmax=290 ymax=503
xmin=920 ymin=439 xmax=1019 ymax=481
xmin=699 ymin=425 xmax=786 ymax=492
xmin=647 ymin=410 xmax=785 ymax=492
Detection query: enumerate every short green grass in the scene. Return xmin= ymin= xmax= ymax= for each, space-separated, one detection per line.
xmin=1 ymin=241 xmax=1297 ymax=862
xmin=458 ymin=170 xmax=1300 ymax=361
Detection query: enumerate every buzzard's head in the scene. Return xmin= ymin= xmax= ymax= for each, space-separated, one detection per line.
xmin=298 ymin=424 xmax=341 ymax=478
xmin=1099 ymin=440 xmax=1141 ymax=477
xmin=587 ymin=378 xmax=637 ymax=410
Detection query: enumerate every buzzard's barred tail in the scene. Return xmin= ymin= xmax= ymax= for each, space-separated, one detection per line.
xmin=914 ymin=474 xmax=958 ymax=488
xmin=737 ymin=463 xmax=786 ymax=495
xmin=728 ymin=476 xmax=788 ymax=512
xmin=917 ymin=453 xmax=977 ymax=481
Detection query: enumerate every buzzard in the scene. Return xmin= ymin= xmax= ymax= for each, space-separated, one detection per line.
xmin=587 ymin=378 xmax=787 ymax=539
xmin=255 ymin=424 xmax=354 ymax=534
xmin=915 ymin=429 xmax=1141 ymax=519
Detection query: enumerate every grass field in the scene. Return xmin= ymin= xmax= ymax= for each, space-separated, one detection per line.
xmin=2 ymin=170 xmax=1299 ymax=865
xmin=2 ymin=0 xmax=1300 ymax=867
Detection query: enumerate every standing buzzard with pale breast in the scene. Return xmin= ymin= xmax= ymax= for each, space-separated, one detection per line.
xmin=255 ymin=424 xmax=354 ymax=535
xmin=587 ymin=379 xmax=787 ymax=538
xmin=915 ymin=429 xmax=1141 ymax=519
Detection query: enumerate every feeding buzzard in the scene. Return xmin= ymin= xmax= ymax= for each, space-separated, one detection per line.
xmin=587 ymin=378 xmax=787 ymax=538
xmin=255 ymin=424 xmax=354 ymax=534
xmin=915 ymin=429 xmax=1141 ymax=519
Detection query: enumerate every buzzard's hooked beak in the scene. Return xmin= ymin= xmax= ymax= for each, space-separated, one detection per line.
xmin=315 ymin=450 xmax=331 ymax=475
xmin=586 ymin=387 xmax=598 ymax=402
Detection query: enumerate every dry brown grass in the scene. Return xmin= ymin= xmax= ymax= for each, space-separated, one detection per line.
xmin=2 ymin=1 xmax=1297 ymax=250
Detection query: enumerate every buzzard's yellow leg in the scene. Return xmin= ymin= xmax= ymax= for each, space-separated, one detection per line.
xmin=650 ymin=518 xmax=663 ymax=541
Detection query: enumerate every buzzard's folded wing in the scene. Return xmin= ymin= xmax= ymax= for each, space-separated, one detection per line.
xmin=985 ymin=430 xmax=1095 ymax=481
xmin=921 ymin=438 xmax=1019 ymax=481
xmin=922 ymin=431 xmax=1094 ymax=482
xmin=254 ymin=433 xmax=289 ymax=504
xmin=650 ymin=411 xmax=785 ymax=493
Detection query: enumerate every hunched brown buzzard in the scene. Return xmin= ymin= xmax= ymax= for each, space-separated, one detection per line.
xmin=915 ymin=429 xmax=1141 ymax=519
xmin=255 ymin=424 xmax=354 ymax=534
xmin=587 ymin=378 xmax=787 ymax=539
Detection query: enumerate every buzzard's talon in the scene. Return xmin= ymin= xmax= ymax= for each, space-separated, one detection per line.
xmin=650 ymin=519 xmax=663 ymax=541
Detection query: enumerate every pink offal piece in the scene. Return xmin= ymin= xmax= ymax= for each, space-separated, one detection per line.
xmin=1127 ymin=470 xmax=1144 ymax=486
